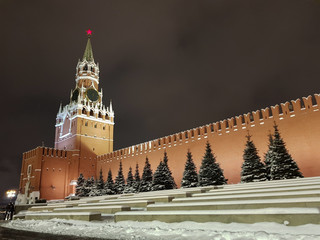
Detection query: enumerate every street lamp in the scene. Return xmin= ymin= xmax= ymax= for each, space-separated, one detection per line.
xmin=6 ymin=190 xmax=16 ymax=201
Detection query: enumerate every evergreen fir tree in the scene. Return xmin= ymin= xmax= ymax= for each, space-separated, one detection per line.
xmin=139 ymin=157 xmax=153 ymax=192
xmin=270 ymin=123 xmax=303 ymax=180
xmin=124 ymin=167 xmax=135 ymax=193
xmin=132 ymin=163 xmax=141 ymax=193
xmin=83 ymin=176 xmax=94 ymax=196
xmin=152 ymin=161 xmax=166 ymax=191
xmin=114 ymin=161 xmax=125 ymax=194
xmin=75 ymin=173 xmax=86 ymax=197
xmin=152 ymin=152 xmax=176 ymax=190
xmin=241 ymin=133 xmax=267 ymax=183
xmin=162 ymin=151 xmax=176 ymax=189
xmin=95 ymin=169 xmax=105 ymax=195
xmin=89 ymin=177 xmax=102 ymax=197
xmin=199 ymin=141 xmax=227 ymax=186
xmin=181 ymin=150 xmax=198 ymax=188
xmin=264 ymin=133 xmax=274 ymax=180
xmin=104 ymin=169 xmax=115 ymax=195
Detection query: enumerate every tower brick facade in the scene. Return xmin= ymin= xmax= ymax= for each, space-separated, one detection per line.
xmin=18 ymin=33 xmax=320 ymax=202
xmin=18 ymin=33 xmax=114 ymax=203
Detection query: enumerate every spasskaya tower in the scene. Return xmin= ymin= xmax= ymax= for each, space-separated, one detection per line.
xmin=54 ymin=30 xmax=114 ymax=156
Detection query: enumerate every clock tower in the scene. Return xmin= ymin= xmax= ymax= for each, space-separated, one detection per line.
xmin=54 ymin=30 xmax=114 ymax=157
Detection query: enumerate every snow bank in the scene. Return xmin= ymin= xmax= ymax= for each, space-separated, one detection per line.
xmin=3 ymin=218 xmax=320 ymax=240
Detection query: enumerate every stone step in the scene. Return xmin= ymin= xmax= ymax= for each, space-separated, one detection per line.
xmin=78 ymin=200 xmax=155 ymax=208
xmin=53 ymin=205 xmax=130 ymax=214
xmin=28 ymin=205 xmax=73 ymax=211
xmin=79 ymin=195 xmax=119 ymax=203
xmin=115 ymin=208 xmax=320 ymax=226
xmin=224 ymin=177 xmax=320 ymax=189
xmin=100 ymin=195 xmax=174 ymax=203
xmin=219 ymin=181 xmax=320 ymax=192
xmin=118 ymin=192 xmax=192 ymax=199
xmin=147 ymin=197 xmax=320 ymax=211
xmin=25 ymin=212 xmax=101 ymax=221
xmin=193 ymin=185 xmax=320 ymax=197
xmin=172 ymin=190 xmax=320 ymax=203
xmin=15 ymin=203 xmax=47 ymax=214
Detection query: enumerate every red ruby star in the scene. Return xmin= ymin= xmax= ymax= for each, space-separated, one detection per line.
xmin=86 ymin=29 xmax=92 ymax=36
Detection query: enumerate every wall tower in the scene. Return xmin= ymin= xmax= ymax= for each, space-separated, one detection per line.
xmin=54 ymin=31 xmax=114 ymax=157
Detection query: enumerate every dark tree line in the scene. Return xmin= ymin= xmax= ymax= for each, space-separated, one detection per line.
xmin=76 ymin=123 xmax=303 ymax=197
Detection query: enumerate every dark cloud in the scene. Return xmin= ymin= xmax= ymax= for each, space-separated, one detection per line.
xmin=1 ymin=0 xmax=320 ymax=202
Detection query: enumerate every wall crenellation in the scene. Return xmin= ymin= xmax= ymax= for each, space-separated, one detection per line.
xmin=23 ymin=146 xmax=69 ymax=160
xmin=97 ymin=94 xmax=320 ymax=163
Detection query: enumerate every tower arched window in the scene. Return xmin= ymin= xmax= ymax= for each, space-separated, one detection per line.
xmin=98 ymin=112 xmax=102 ymax=118
xmin=83 ymin=64 xmax=88 ymax=71
xmin=82 ymin=108 xmax=86 ymax=115
xmin=90 ymin=110 xmax=94 ymax=116
xmin=91 ymin=67 xmax=95 ymax=73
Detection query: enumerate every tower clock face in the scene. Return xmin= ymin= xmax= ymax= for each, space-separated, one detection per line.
xmin=72 ymin=89 xmax=79 ymax=101
xmin=86 ymin=88 xmax=99 ymax=102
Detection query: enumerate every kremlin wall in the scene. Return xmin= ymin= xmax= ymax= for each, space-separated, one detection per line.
xmin=18 ymin=33 xmax=320 ymax=202
xmin=97 ymin=95 xmax=320 ymax=186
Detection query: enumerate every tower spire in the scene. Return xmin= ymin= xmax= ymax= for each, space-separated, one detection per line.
xmin=82 ymin=29 xmax=94 ymax=62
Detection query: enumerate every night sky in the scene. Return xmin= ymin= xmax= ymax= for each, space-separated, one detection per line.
xmin=1 ymin=0 xmax=320 ymax=202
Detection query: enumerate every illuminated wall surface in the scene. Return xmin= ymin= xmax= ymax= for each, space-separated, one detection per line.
xmin=98 ymin=95 xmax=320 ymax=186
xmin=19 ymin=94 xmax=320 ymax=200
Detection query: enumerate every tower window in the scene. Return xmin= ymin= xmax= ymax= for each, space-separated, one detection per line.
xmin=90 ymin=110 xmax=94 ymax=116
xmin=103 ymin=125 xmax=106 ymax=130
xmin=85 ymin=121 xmax=88 ymax=126
xmin=94 ymin=124 xmax=97 ymax=128
xmin=91 ymin=67 xmax=95 ymax=73
xmin=82 ymin=108 xmax=86 ymax=115
xmin=27 ymin=165 xmax=32 ymax=175
xmin=83 ymin=64 xmax=88 ymax=71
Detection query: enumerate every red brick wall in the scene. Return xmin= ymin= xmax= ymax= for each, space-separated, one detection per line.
xmin=97 ymin=95 xmax=320 ymax=185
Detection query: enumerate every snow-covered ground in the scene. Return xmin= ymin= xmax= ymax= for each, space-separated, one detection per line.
xmin=3 ymin=218 xmax=320 ymax=240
